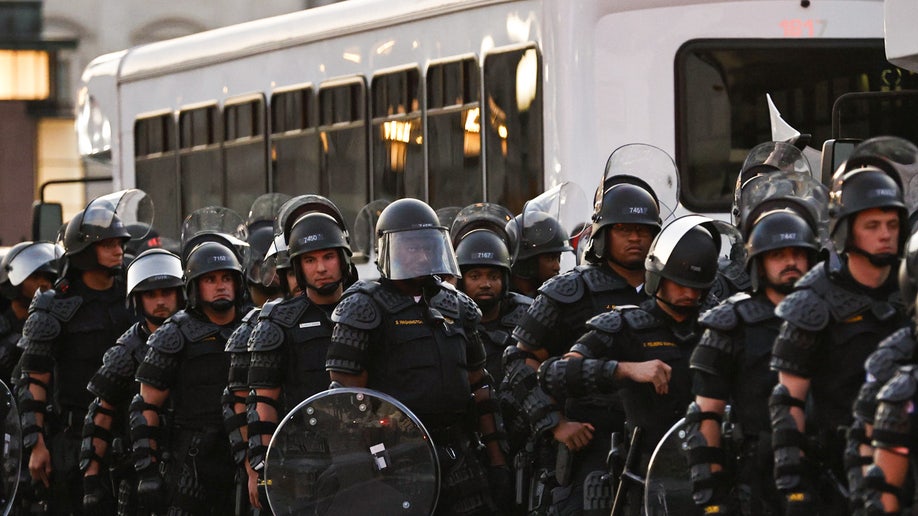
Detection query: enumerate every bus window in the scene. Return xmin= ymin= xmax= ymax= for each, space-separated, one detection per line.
xmin=135 ymin=113 xmax=180 ymax=237
xmin=318 ymin=79 xmax=368 ymax=230
xmin=483 ymin=46 xmax=543 ymax=214
xmin=179 ymin=104 xmax=223 ymax=217
xmin=427 ymin=58 xmax=483 ymax=210
xmin=677 ymin=39 xmax=918 ymax=213
xmin=270 ymin=86 xmax=320 ymax=196
xmin=224 ymin=95 xmax=268 ymax=217
xmin=371 ymin=67 xmax=423 ymax=203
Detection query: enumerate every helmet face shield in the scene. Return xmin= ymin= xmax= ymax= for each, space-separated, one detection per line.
xmin=127 ymin=250 xmax=184 ymax=295
xmin=378 ymin=228 xmax=460 ymax=280
xmin=6 ymin=242 xmax=63 ymax=287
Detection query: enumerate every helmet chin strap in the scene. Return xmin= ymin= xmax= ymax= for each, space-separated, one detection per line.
xmin=655 ymin=295 xmax=701 ymax=317
xmin=202 ymin=299 xmax=235 ymax=313
xmin=846 ymin=246 xmax=899 ymax=267
xmin=308 ymin=280 xmax=342 ymax=298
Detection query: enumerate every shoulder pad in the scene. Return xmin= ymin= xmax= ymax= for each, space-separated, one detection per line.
xmin=225 ymin=312 xmax=258 ymax=353
xmin=430 ymin=287 xmax=481 ymax=325
xmin=22 ymin=309 xmax=62 ymax=342
xmin=698 ymin=300 xmax=740 ymax=332
xmin=29 ymin=289 xmax=82 ymax=322
xmin=260 ymin=295 xmax=308 ymax=328
xmin=586 ymin=310 xmax=624 ymax=334
xmin=537 ymin=270 xmax=585 ymax=304
xmin=115 ymin=323 xmax=149 ymax=358
xmin=621 ymin=306 xmax=659 ymax=330
xmin=247 ymin=319 xmax=285 ymax=352
xmin=354 ymin=281 xmax=413 ymax=314
xmin=332 ymin=290 xmax=382 ymax=330
xmin=718 ymin=259 xmax=752 ymax=290
xmin=147 ymin=318 xmax=186 ymax=354
xmin=500 ymin=294 xmax=532 ymax=328
xmin=734 ymin=294 xmax=775 ymax=324
xmin=794 ymin=262 xmax=828 ymax=289
xmin=775 ymin=289 xmax=830 ymax=331
xmin=579 ymin=265 xmax=629 ymax=293
xmin=175 ymin=311 xmax=220 ymax=342
xmin=866 ymin=326 xmax=917 ymax=382
xmin=877 ymin=365 xmax=918 ymax=403
xmin=100 ymin=343 xmax=139 ymax=379
xmin=241 ymin=307 xmax=261 ymax=324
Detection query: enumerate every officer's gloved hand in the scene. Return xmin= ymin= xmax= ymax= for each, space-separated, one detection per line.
xmin=489 ymin=464 xmax=514 ymax=514
xmin=82 ymin=475 xmax=114 ymax=515
xmin=136 ymin=464 xmax=166 ymax=512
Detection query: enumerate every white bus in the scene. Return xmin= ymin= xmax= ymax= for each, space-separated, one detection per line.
xmin=74 ymin=0 xmax=917 ymax=242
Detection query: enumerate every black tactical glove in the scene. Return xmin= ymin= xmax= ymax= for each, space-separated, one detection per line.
xmin=82 ymin=474 xmax=114 ymax=516
xmin=136 ymin=464 xmax=166 ymax=512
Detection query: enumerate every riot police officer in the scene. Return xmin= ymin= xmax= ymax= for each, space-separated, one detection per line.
xmin=81 ymin=248 xmax=183 ymax=515
xmin=685 ymin=209 xmax=819 ymax=515
xmin=245 ymin=210 xmax=353 ymax=507
xmin=770 ymin=162 xmax=907 ymax=514
xmin=503 ymin=161 xmax=662 ymax=511
xmin=327 ymin=198 xmax=508 ymax=514
xmin=19 ymin=193 xmax=137 ymax=515
xmin=131 ymin=240 xmax=245 ymax=514
xmin=539 ymin=215 xmax=721 ymax=515
xmin=506 ymin=211 xmax=572 ymax=298
xmin=455 ymin=228 xmax=532 ymax=385
xmin=0 ymin=241 xmax=61 ymax=384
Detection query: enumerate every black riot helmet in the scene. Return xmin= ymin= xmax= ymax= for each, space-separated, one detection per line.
xmin=505 ymin=211 xmax=573 ymax=279
xmin=0 ymin=241 xmax=63 ymax=301
xmin=63 ymin=189 xmax=153 ymax=274
xmin=126 ymin=248 xmax=184 ymax=322
xmin=375 ymin=198 xmax=460 ymax=280
xmin=644 ymin=215 xmax=720 ymax=298
xmin=586 ymin=178 xmax=661 ymax=263
xmin=455 ymin=229 xmax=512 ymax=297
xmin=828 ymin=164 xmax=906 ymax=263
xmin=288 ymin=212 xmax=353 ymax=295
xmin=745 ymin=209 xmax=819 ymax=292
xmin=846 ymin=136 xmax=918 ymax=230
xmin=183 ymin=241 xmax=245 ymax=312
xmin=450 ymin=202 xmax=514 ymax=249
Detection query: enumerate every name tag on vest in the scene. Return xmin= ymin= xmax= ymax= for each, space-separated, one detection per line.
xmin=299 ymin=321 xmax=322 ymax=328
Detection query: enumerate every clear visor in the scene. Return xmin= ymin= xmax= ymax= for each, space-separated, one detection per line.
xmin=379 ymin=228 xmax=460 ymax=280
xmin=127 ymin=252 xmax=183 ymax=295
xmin=259 ymin=235 xmax=290 ymax=287
xmin=603 ymin=144 xmax=680 ymax=222
xmin=247 ymin=193 xmax=291 ymax=226
xmin=86 ymin=189 xmax=155 ymax=243
xmin=7 ymin=242 xmax=63 ymax=286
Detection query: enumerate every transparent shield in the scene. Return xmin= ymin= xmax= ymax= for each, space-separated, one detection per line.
xmin=180 ymin=206 xmax=250 ymax=264
xmin=449 ymin=203 xmax=514 ymax=249
xmin=352 ymin=200 xmax=391 ymax=266
xmin=265 ymin=388 xmax=439 ymax=516
xmin=734 ymin=142 xmax=812 ymax=229
xmin=6 ymin=242 xmax=64 ymax=287
xmin=85 ymin=189 xmax=155 ymax=245
xmin=514 ymin=182 xmax=589 ymax=273
xmin=247 ymin=193 xmax=293 ymax=226
xmin=643 ymin=418 xmax=700 ymax=516
xmin=379 ymin=229 xmax=460 ymax=281
xmin=738 ymin=171 xmax=829 ymax=246
xmin=0 ymin=379 xmax=21 ymax=515
xmin=603 ymin=144 xmax=680 ymax=223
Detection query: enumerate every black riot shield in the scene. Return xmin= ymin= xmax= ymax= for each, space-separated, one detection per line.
xmin=643 ymin=418 xmax=700 ymax=516
xmin=0 ymin=379 xmax=21 ymax=515
xmin=264 ymin=388 xmax=439 ymax=516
